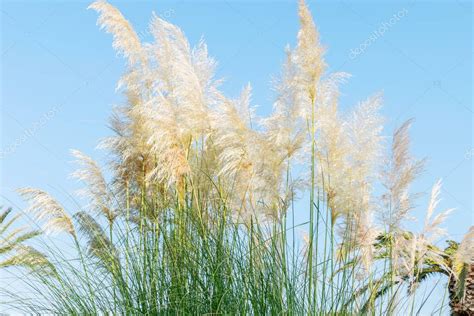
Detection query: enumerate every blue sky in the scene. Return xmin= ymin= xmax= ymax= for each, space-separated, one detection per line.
xmin=1 ymin=0 xmax=472 ymax=313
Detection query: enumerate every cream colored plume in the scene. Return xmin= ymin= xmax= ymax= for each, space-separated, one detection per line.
xmin=422 ymin=180 xmax=453 ymax=237
xmin=262 ymin=50 xmax=304 ymax=161
xmin=71 ymin=150 xmax=116 ymax=223
xmin=314 ymin=83 xmax=349 ymax=219
xmin=213 ymin=86 xmax=262 ymax=218
xmin=392 ymin=180 xmax=452 ymax=277
xmin=315 ymin=92 xmax=382 ymax=239
xmin=213 ymin=85 xmax=288 ymax=221
xmin=134 ymin=95 xmax=191 ymax=188
xmin=346 ymin=94 xmax=384 ymax=184
xmin=88 ymin=0 xmax=145 ymax=67
xmin=17 ymin=188 xmax=75 ymax=236
xmin=293 ymin=0 xmax=325 ymax=99
xmin=353 ymin=205 xmax=380 ymax=275
xmin=381 ymin=119 xmax=425 ymax=232
xmin=91 ymin=3 xmax=225 ymax=196
xmin=146 ymin=13 xmax=221 ymax=136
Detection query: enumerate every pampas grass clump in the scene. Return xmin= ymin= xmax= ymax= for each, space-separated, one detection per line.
xmin=1 ymin=1 xmax=471 ymax=315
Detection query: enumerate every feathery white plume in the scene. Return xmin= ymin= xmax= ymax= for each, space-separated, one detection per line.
xmin=262 ymin=50 xmax=305 ymax=161
xmin=293 ymin=0 xmax=325 ymax=99
xmin=17 ymin=188 xmax=75 ymax=236
xmin=381 ymin=119 xmax=425 ymax=232
xmin=392 ymin=180 xmax=452 ymax=277
xmin=71 ymin=150 xmax=116 ymax=223
xmin=88 ymin=0 xmax=145 ymax=67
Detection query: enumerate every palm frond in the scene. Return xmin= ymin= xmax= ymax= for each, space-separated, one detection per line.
xmin=0 ymin=207 xmax=42 ymax=257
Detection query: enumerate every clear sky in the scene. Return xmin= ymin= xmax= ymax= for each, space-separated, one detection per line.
xmin=1 ymin=0 xmax=472 ymax=314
